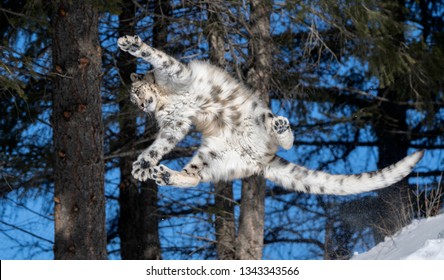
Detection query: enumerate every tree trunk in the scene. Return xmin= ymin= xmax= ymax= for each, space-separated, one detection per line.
xmin=373 ymin=0 xmax=412 ymax=243
xmin=117 ymin=0 xmax=140 ymax=260
xmin=323 ymin=211 xmax=353 ymax=260
xmin=51 ymin=0 xmax=106 ymax=259
xmin=374 ymin=90 xmax=411 ymax=242
xmin=117 ymin=0 xmax=164 ymax=260
xmin=206 ymin=1 xmax=236 ymax=260
xmin=236 ymin=0 xmax=272 ymax=260
xmin=207 ymin=2 xmax=227 ymax=68
xmin=214 ymin=182 xmax=236 ymax=259
xmin=236 ymin=176 xmax=267 ymax=259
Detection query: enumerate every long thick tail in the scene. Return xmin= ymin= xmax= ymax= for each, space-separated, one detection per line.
xmin=263 ymin=150 xmax=424 ymax=195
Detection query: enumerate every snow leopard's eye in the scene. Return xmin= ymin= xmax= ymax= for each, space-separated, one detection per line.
xmin=134 ymin=88 xmax=142 ymax=97
xmin=148 ymin=97 xmax=153 ymax=104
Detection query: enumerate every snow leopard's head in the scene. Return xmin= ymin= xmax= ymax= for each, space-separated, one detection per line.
xmin=129 ymin=72 xmax=160 ymax=113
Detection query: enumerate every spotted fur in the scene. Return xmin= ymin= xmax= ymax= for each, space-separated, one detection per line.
xmin=118 ymin=35 xmax=424 ymax=195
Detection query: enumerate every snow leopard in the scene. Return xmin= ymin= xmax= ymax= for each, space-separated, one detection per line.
xmin=117 ymin=35 xmax=424 ymax=195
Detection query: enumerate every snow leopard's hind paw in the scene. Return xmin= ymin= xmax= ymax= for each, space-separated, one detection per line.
xmin=117 ymin=35 xmax=142 ymax=53
xmin=272 ymin=116 xmax=294 ymax=150
xmin=272 ymin=117 xmax=290 ymax=134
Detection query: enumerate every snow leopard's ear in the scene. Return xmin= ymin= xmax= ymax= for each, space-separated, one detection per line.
xmin=144 ymin=72 xmax=155 ymax=83
xmin=130 ymin=73 xmax=144 ymax=82
xmin=130 ymin=72 xmax=155 ymax=83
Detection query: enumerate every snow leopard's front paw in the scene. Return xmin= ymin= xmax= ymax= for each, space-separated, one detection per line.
xmin=131 ymin=152 xmax=158 ymax=181
xmin=117 ymin=35 xmax=142 ymax=53
xmin=149 ymin=165 xmax=174 ymax=186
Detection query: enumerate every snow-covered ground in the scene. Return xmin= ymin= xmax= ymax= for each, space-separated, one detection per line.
xmin=352 ymin=214 xmax=444 ymax=260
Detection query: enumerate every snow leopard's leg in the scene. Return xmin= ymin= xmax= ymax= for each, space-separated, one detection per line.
xmin=148 ymin=165 xmax=200 ymax=188
xmin=148 ymin=150 xmax=215 ymax=187
xmin=148 ymin=156 xmax=204 ymax=188
xmin=132 ymin=118 xmax=191 ymax=182
xmin=117 ymin=35 xmax=190 ymax=83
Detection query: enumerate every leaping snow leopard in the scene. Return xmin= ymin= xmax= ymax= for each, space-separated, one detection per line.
xmin=117 ymin=35 xmax=424 ymax=195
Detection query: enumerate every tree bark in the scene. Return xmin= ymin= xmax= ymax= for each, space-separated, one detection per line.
xmin=374 ymin=91 xmax=411 ymax=242
xmin=51 ymin=0 xmax=106 ymax=259
xmin=236 ymin=0 xmax=272 ymax=260
xmin=214 ymin=182 xmax=236 ymax=259
xmin=372 ymin=0 xmax=413 ymax=243
xmin=206 ymin=1 xmax=236 ymax=260
xmin=117 ymin=0 xmax=164 ymax=260
xmin=236 ymin=176 xmax=267 ymax=259
xmin=117 ymin=0 xmax=140 ymax=260
xmin=207 ymin=2 xmax=227 ymax=67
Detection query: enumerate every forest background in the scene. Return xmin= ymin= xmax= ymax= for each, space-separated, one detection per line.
xmin=1 ymin=0 xmax=443 ymax=260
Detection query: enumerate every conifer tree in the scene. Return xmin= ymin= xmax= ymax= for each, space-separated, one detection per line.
xmin=51 ymin=0 xmax=106 ymax=259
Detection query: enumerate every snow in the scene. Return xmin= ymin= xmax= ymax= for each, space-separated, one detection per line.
xmin=352 ymin=214 xmax=444 ymax=260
